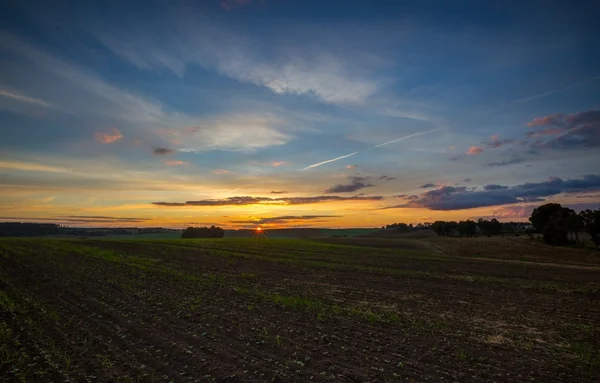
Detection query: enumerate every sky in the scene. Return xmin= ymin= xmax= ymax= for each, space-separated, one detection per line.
xmin=1 ymin=0 xmax=599 ymax=229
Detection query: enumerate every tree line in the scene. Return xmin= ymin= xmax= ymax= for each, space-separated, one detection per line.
xmin=181 ymin=226 xmax=225 ymax=238
xmin=385 ymin=203 xmax=600 ymax=247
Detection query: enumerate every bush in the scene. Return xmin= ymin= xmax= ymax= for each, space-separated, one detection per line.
xmin=181 ymin=226 xmax=224 ymax=239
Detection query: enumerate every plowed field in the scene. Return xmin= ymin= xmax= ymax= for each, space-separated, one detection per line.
xmin=1 ymin=238 xmax=599 ymax=382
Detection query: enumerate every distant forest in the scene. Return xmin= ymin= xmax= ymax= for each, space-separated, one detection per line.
xmin=385 ymin=203 xmax=599 ymax=247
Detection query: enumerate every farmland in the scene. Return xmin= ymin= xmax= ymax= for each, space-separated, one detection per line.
xmin=1 ymin=237 xmax=599 ymax=382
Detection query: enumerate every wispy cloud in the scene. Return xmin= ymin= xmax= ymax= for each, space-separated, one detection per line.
xmin=0 ymin=160 xmax=67 ymax=173
xmin=0 ymin=89 xmax=51 ymax=108
xmin=153 ymin=195 xmax=384 ymax=207
xmin=211 ymin=168 xmax=230 ymax=175
xmin=271 ymin=161 xmax=286 ymax=167
xmin=230 ymin=215 xmax=341 ymax=225
xmin=165 ymin=160 xmax=189 ymax=166
xmin=95 ymin=128 xmax=124 ymax=144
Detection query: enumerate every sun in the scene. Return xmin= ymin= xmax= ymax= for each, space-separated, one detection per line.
xmin=255 ymin=227 xmax=262 ymax=232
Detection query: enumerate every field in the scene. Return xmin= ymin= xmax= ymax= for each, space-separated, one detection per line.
xmin=1 ymin=237 xmax=599 ymax=382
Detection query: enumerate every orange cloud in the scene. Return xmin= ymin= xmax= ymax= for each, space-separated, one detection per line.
xmin=346 ymin=164 xmax=357 ymax=169
xmin=491 ymin=134 xmax=500 ymax=141
xmin=448 ymin=146 xmax=456 ymax=149
xmin=272 ymin=161 xmax=286 ymax=167
xmin=165 ymin=160 xmax=189 ymax=166
xmin=212 ymin=168 xmax=230 ymax=175
xmin=467 ymin=146 xmax=484 ymax=155
xmin=95 ymin=128 xmax=123 ymax=144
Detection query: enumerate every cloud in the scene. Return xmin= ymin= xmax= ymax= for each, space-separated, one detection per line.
xmin=325 ymin=176 xmax=374 ymax=193
xmin=527 ymin=116 xmax=561 ymax=127
xmin=378 ymin=175 xmax=396 ymax=181
xmin=0 ymin=33 xmax=293 ymax=153
xmin=382 ymin=174 xmax=600 ymax=211
xmin=271 ymin=161 xmax=286 ymax=167
xmin=1 ymin=215 xmax=148 ymax=224
xmin=487 ymin=158 xmax=525 ymax=167
xmin=483 ymin=184 xmax=509 ymax=191
xmin=463 ymin=178 xmax=471 ymax=183
xmin=211 ymin=168 xmax=230 ymax=175
xmin=153 ymin=147 xmax=174 ymax=155
xmin=346 ymin=165 xmax=357 ymax=169
xmin=165 ymin=160 xmax=189 ymax=166
xmin=467 ymin=146 xmax=484 ymax=155
xmin=153 ymin=195 xmax=384 ymax=207
xmin=0 ymin=160 xmax=67 ymax=173
xmin=0 ymin=89 xmax=51 ymax=108
xmin=483 ymin=135 xmax=514 ymax=148
xmin=419 ymin=183 xmax=436 ymax=188
xmin=94 ymin=128 xmax=124 ymax=144
xmin=270 ymin=190 xmax=288 ymax=194
xmin=90 ymin=11 xmax=383 ymax=106
xmin=525 ymin=108 xmax=600 ymax=150
xmin=230 ymin=215 xmax=341 ymax=225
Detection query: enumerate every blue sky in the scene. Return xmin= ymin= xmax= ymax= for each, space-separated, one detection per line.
xmin=1 ymin=0 xmax=599 ymax=228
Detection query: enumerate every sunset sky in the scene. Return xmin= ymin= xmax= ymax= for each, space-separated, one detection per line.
xmin=1 ymin=0 xmax=599 ymax=229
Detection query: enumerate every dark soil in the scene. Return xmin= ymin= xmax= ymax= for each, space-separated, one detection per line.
xmin=0 ymin=238 xmax=598 ymax=382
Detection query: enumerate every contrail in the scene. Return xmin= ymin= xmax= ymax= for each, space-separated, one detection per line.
xmin=486 ymin=75 xmax=600 ymax=113
xmin=370 ymin=128 xmax=439 ymax=149
xmin=301 ymin=128 xmax=439 ymax=171
xmin=301 ymin=152 xmax=360 ymax=171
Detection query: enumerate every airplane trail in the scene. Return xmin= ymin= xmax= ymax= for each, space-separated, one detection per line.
xmin=486 ymin=75 xmax=600 ymax=113
xmin=301 ymin=152 xmax=360 ymax=171
xmin=301 ymin=128 xmax=439 ymax=171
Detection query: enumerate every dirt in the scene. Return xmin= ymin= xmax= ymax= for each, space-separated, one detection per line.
xmin=1 ymin=238 xmax=599 ymax=382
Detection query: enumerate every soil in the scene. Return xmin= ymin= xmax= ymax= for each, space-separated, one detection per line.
xmin=1 ymin=238 xmax=598 ymax=382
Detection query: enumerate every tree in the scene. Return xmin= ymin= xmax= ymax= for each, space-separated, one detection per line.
xmin=477 ymin=218 xmax=502 ymax=236
xmin=529 ymin=203 xmax=563 ymax=233
xmin=181 ymin=226 xmax=225 ymax=239
xmin=457 ymin=220 xmax=477 ymax=237
xmin=431 ymin=221 xmax=445 ymax=236
xmin=579 ymin=209 xmax=600 ymax=247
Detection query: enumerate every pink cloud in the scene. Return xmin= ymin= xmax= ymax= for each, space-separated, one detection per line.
xmin=448 ymin=145 xmax=456 ymax=149
xmin=526 ymin=127 xmax=564 ymax=138
xmin=95 ymin=128 xmax=123 ymax=144
xmin=212 ymin=169 xmax=230 ymax=175
xmin=272 ymin=161 xmax=286 ymax=167
xmin=485 ymin=135 xmax=515 ymax=148
xmin=133 ymin=139 xmax=142 ymax=145
xmin=466 ymin=146 xmax=484 ymax=155
xmin=165 ymin=160 xmax=189 ymax=166
xmin=527 ymin=115 xmax=562 ymax=127
xmin=346 ymin=164 xmax=357 ymax=169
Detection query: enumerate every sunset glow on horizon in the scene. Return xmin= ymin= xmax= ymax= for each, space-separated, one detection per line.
xmin=1 ymin=1 xmax=599 ymax=229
